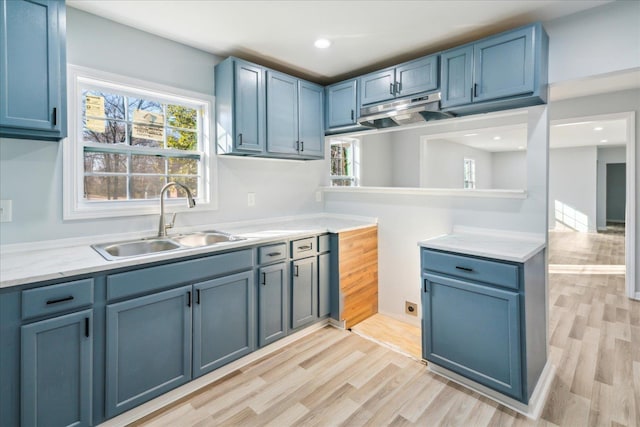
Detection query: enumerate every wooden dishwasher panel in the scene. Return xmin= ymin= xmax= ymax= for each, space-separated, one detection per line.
xmin=338 ymin=225 xmax=378 ymax=328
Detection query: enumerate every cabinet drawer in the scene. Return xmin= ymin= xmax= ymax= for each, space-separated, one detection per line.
xmin=291 ymin=237 xmax=316 ymax=259
xmin=318 ymin=234 xmax=330 ymax=253
xmin=22 ymin=279 xmax=94 ymax=320
xmin=258 ymin=243 xmax=287 ymax=264
xmin=107 ymin=249 xmax=253 ymax=301
xmin=421 ymin=249 xmax=519 ymax=290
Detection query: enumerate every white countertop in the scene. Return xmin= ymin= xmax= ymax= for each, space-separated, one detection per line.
xmin=418 ymin=226 xmax=546 ymax=263
xmin=0 ymin=214 xmax=377 ymax=289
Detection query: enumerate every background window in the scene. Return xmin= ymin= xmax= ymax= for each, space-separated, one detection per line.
xmin=330 ymin=137 xmax=359 ymax=186
xmin=464 ymin=158 xmax=476 ymax=189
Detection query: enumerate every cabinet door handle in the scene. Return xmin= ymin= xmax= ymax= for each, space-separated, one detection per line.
xmin=296 ymin=140 xmax=300 ymax=152
xmin=261 ymin=272 xmax=266 ymax=286
xmin=455 ymin=266 xmax=474 ymax=273
xmin=238 ymin=133 xmax=243 ymax=145
xmin=187 ymin=291 xmax=192 ymax=307
xmin=473 ymin=83 xmax=478 ymax=98
xmin=389 ymin=83 xmax=394 ymax=95
xmin=300 ymin=141 xmax=304 ymax=152
xmin=52 ymin=107 xmax=57 ymax=126
xmin=85 ymin=317 xmax=90 ymax=338
xmin=196 ymin=289 xmax=201 ymax=305
xmin=395 ymin=82 xmax=401 ymax=94
xmin=46 ymin=295 xmax=74 ymax=305
xmin=423 ymin=279 xmax=428 ymax=293
xmin=267 ymin=252 xmax=282 ymax=257
xmin=297 ymin=244 xmax=312 ymax=251
xmin=350 ymin=109 xmax=354 ymax=121
xmin=294 ymin=265 xmax=299 ymax=277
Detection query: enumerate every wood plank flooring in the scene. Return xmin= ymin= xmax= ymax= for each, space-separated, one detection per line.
xmin=130 ymin=229 xmax=638 ymax=427
xmin=351 ymin=313 xmax=422 ymax=360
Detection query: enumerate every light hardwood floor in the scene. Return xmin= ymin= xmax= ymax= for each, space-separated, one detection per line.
xmin=131 ymin=229 xmax=638 ymax=427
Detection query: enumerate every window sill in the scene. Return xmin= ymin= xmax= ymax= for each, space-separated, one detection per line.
xmin=321 ymin=186 xmax=527 ymax=199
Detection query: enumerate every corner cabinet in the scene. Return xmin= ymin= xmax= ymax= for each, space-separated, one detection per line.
xmin=441 ymin=23 xmax=548 ymax=114
xmin=216 ymin=56 xmax=324 ymax=160
xmin=0 ymin=0 xmax=67 ymax=141
xmin=421 ymin=248 xmax=546 ymax=403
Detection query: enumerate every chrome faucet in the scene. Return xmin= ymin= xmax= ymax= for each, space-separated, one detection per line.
xmin=158 ymin=182 xmax=196 ymax=237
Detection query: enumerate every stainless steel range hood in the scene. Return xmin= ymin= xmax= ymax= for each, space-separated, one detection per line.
xmin=357 ymin=92 xmax=453 ymax=129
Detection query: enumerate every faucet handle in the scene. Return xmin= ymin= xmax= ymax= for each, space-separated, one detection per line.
xmin=165 ymin=212 xmax=177 ymax=232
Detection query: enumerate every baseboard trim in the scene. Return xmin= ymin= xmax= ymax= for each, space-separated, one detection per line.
xmin=98 ymin=320 xmax=331 ymax=427
xmin=634 ymin=292 xmax=640 ymax=301
xmin=428 ymin=361 xmax=555 ymax=420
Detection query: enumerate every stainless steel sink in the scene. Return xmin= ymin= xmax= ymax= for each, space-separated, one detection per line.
xmin=172 ymin=231 xmax=244 ymax=248
xmin=92 ymin=231 xmax=246 ymax=261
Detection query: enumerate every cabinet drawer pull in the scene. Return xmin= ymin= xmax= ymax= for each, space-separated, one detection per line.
xmin=238 ymin=133 xmax=243 ymax=145
xmin=46 ymin=295 xmax=74 ymax=305
xmin=455 ymin=266 xmax=474 ymax=273
xmin=187 ymin=291 xmax=192 ymax=307
xmin=297 ymin=244 xmax=312 ymax=251
xmin=85 ymin=317 xmax=90 ymax=338
xmin=267 ymin=252 xmax=282 ymax=257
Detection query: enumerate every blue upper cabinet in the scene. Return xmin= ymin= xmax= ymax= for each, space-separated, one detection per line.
xmin=215 ymin=57 xmax=265 ymax=154
xmin=441 ymin=23 xmax=548 ymax=114
xmin=325 ymin=79 xmax=357 ymax=129
xmin=298 ymin=81 xmax=324 ymax=158
xmin=359 ymin=54 xmax=439 ymax=106
xmin=0 ymin=0 xmax=67 ymax=141
xmin=267 ymin=70 xmax=299 ymax=155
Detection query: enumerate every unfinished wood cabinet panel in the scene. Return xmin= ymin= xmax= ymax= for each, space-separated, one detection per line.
xmin=338 ymin=225 xmax=378 ymax=328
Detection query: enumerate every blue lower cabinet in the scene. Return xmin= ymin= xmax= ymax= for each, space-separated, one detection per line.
xmin=422 ymin=271 xmax=523 ymax=400
xmin=21 ymin=309 xmax=93 ymax=427
xmin=105 ymin=286 xmax=192 ymax=418
xmin=193 ymin=271 xmax=255 ymax=377
xmin=291 ymin=257 xmax=317 ymax=330
xmin=258 ymin=262 xmax=288 ymax=347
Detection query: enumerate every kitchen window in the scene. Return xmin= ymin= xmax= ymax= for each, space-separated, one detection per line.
xmin=64 ymin=66 xmax=216 ymax=219
xmin=330 ymin=137 xmax=360 ymax=186
xmin=463 ymin=158 xmax=476 ymax=189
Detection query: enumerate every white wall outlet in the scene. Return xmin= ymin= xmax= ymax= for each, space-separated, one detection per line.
xmin=247 ymin=192 xmax=256 ymax=207
xmin=315 ymin=190 xmax=322 ymax=202
xmin=0 ymin=200 xmax=12 ymax=222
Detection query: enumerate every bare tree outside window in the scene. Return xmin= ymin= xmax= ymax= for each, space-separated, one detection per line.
xmin=330 ymin=137 xmax=359 ymax=186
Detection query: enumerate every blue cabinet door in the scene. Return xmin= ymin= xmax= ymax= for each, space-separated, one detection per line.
xmin=234 ymin=60 xmax=265 ymax=153
xmin=258 ymin=262 xmax=288 ymax=347
xmin=105 ymin=286 xmax=192 ymax=418
xmin=359 ymin=68 xmax=395 ymax=106
xmin=298 ymin=81 xmax=324 ymax=158
xmin=318 ymin=252 xmax=331 ymax=318
xmin=21 ymin=309 xmax=92 ymax=427
xmin=193 ymin=271 xmax=255 ymax=377
xmin=440 ymin=46 xmax=473 ymax=108
xmin=266 ymin=70 xmax=298 ymax=155
xmin=0 ymin=0 xmax=66 ymax=139
xmin=326 ymin=79 xmax=357 ymax=128
xmin=395 ymin=56 xmax=438 ymax=98
xmin=291 ymin=257 xmax=317 ymax=330
xmin=423 ymin=273 xmax=522 ymax=400
xmin=473 ymin=26 xmax=534 ymax=102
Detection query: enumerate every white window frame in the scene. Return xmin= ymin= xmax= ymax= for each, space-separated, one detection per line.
xmin=330 ymin=137 xmax=360 ymax=186
xmin=63 ymin=65 xmax=217 ymax=220
xmin=463 ymin=157 xmax=476 ymax=189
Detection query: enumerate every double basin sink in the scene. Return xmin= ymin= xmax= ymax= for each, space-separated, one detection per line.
xmin=92 ymin=230 xmax=246 ymax=261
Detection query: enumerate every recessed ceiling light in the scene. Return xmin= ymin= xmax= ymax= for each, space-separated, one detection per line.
xmin=464 ymin=133 xmax=478 ymax=137
xmin=493 ymin=136 xmax=501 ymax=140
xmin=314 ymin=38 xmax=331 ymax=49
xmin=593 ymin=126 xmax=603 ymax=131
xmin=518 ymin=146 xmax=525 ymax=150
xmin=600 ymin=139 xmax=608 ymax=143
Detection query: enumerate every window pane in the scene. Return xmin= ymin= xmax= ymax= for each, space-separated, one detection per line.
xmin=167 ymin=129 xmax=198 ymax=151
xmin=82 ymin=91 xmax=125 ymax=120
xmin=84 ymin=176 xmax=127 ymax=200
xmin=128 ymin=98 xmax=163 ymax=122
xmin=84 ymin=152 xmax=127 ymax=173
xmin=130 ymin=175 xmax=166 ymax=200
xmin=168 ymin=157 xmax=198 ymax=175
xmin=130 ymin=131 xmax=164 ymax=148
xmin=83 ymin=120 xmax=126 ymax=144
xmin=167 ymin=105 xmax=197 ymax=130
xmin=169 ymin=176 xmax=198 ymax=198
xmin=131 ymin=154 xmax=165 ymax=174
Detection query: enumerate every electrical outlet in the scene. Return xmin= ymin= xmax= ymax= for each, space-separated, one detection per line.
xmin=405 ymin=301 xmax=417 ymax=316
xmin=315 ymin=190 xmax=322 ymax=202
xmin=0 ymin=200 xmax=12 ymax=222
xmin=247 ymin=192 xmax=256 ymax=207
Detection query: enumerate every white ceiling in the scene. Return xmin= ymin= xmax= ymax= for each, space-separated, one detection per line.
xmin=67 ymin=0 xmax=613 ymax=84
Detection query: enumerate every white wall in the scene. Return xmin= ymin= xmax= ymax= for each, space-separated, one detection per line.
xmin=597 ymin=146 xmax=626 ymax=229
xmin=390 ymin=129 xmax=421 ymax=187
xmin=421 ymin=139 xmax=492 ymax=189
xmin=359 ymin=132 xmax=393 ymax=187
xmin=492 ymin=151 xmax=527 ymax=189
xmin=0 ymin=8 xmax=327 ymax=245
xmin=549 ymin=147 xmax=598 ymax=232
xmin=545 ymin=0 xmax=640 ymax=84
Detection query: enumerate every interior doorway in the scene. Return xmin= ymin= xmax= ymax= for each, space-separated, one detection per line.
xmin=606 ymin=163 xmax=626 ymax=226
